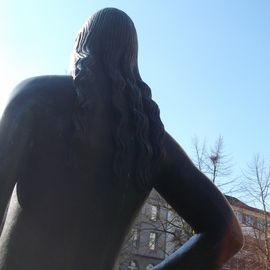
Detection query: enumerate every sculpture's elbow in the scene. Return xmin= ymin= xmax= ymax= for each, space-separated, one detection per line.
xmin=218 ymin=217 xmax=244 ymax=265
xmin=230 ymin=217 xmax=244 ymax=252
xmin=232 ymin=222 xmax=244 ymax=253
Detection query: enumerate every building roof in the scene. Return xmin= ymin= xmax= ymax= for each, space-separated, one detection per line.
xmin=225 ymin=195 xmax=270 ymax=217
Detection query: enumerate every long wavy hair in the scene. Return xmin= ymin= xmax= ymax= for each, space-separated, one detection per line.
xmin=69 ymin=8 xmax=165 ymax=189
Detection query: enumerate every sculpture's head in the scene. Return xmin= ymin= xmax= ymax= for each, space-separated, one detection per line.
xmin=70 ymin=8 xmax=165 ymax=190
xmin=70 ymin=8 xmax=139 ymax=80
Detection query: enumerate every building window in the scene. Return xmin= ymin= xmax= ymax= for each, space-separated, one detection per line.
xmin=235 ymin=211 xmax=243 ymax=223
xmin=242 ymin=214 xmax=246 ymax=224
xmin=131 ymin=228 xmax=139 ymax=248
xmin=245 ymin=215 xmax=255 ymax=226
xmin=150 ymin=205 xmax=158 ymax=221
xmin=146 ymin=264 xmax=154 ymax=270
xmin=257 ymin=218 xmax=266 ymax=231
xmin=128 ymin=260 xmax=138 ymax=270
xmin=149 ymin=232 xmax=157 ymax=250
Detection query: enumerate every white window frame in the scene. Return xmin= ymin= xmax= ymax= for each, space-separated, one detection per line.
xmin=131 ymin=228 xmax=139 ymax=247
xmin=150 ymin=205 xmax=158 ymax=221
xmin=149 ymin=232 xmax=157 ymax=250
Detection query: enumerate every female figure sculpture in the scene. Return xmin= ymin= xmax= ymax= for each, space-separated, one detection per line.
xmin=0 ymin=8 xmax=243 ymax=270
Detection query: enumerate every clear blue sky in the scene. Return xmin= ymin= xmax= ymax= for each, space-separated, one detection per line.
xmin=1 ymin=0 xmax=270 ymax=194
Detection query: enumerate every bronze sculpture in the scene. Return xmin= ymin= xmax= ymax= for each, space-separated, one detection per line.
xmin=0 ymin=8 xmax=243 ymax=270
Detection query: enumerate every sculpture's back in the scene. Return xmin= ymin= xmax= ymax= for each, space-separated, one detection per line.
xmin=0 ymin=8 xmax=243 ymax=270
xmin=0 ymin=8 xmax=166 ymax=270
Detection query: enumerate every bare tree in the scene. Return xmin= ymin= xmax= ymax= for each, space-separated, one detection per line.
xmin=243 ymin=155 xmax=270 ymax=212
xmin=192 ymin=136 xmax=237 ymax=194
xmin=238 ymin=155 xmax=270 ymax=270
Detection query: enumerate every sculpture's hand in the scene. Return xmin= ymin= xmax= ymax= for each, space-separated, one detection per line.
xmin=153 ymin=133 xmax=243 ymax=270
xmin=0 ymin=80 xmax=34 ymax=234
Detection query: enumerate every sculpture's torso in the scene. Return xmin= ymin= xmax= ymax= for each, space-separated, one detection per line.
xmin=0 ymin=75 xmax=150 ymax=270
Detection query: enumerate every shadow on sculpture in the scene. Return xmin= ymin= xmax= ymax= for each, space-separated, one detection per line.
xmin=0 ymin=8 xmax=243 ymax=270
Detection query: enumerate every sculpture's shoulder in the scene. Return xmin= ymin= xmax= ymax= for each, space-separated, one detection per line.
xmin=6 ymin=75 xmax=75 ymax=114
xmin=9 ymin=75 xmax=74 ymax=106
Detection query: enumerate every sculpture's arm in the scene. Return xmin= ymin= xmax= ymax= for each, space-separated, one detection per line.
xmin=0 ymin=82 xmax=34 ymax=234
xmin=153 ymin=133 xmax=243 ymax=270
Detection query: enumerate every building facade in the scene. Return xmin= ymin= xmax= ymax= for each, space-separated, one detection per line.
xmin=119 ymin=190 xmax=169 ymax=270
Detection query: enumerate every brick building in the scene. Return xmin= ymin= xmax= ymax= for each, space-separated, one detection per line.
xmin=224 ymin=195 xmax=270 ymax=270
